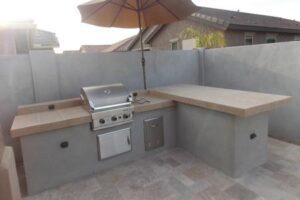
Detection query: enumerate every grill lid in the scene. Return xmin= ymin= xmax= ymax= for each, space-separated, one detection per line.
xmin=81 ymin=83 xmax=132 ymax=111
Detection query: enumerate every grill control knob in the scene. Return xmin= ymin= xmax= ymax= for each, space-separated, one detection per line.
xmin=111 ymin=116 xmax=117 ymax=121
xmin=99 ymin=119 xmax=105 ymax=124
xmin=123 ymin=114 xmax=129 ymax=119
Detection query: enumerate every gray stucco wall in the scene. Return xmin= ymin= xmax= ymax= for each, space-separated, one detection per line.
xmin=204 ymin=41 xmax=300 ymax=143
xmin=0 ymin=55 xmax=35 ymax=160
xmin=2 ymin=41 xmax=300 ymax=163
xmin=0 ymin=49 xmax=201 ymax=162
xmin=56 ymin=50 xmax=201 ymax=99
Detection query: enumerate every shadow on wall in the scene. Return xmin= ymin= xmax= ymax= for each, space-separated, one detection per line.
xmin=204 ymin=41 xmax=300 ymax=143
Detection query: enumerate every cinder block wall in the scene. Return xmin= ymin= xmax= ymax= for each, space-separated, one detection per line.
xmin=203 ymin=41 xmax=300 ymax=144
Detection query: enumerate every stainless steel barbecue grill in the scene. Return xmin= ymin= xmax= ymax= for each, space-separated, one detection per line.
xmin=81 ymin=83 xmax=134 ymax=131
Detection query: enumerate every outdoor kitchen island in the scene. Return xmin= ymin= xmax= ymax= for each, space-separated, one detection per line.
xmin=150 ymin=84 xmax=291 ymax=177
xmin=11 ymin=92 xmax=177 ymax=195
xmin=10 ymin=84 xmax=291 ymax=195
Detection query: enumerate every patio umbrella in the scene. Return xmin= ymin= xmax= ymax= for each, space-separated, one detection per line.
xmin=78 ymin=0 xmax=198 ymax=90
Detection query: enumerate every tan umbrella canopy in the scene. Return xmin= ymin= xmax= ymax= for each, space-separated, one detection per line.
xmin=78 ymin=0 xmax=198 ymax=89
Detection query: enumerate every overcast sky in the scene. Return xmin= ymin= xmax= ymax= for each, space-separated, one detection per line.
xmin=0 ymin=0 xmax=299 ymax=52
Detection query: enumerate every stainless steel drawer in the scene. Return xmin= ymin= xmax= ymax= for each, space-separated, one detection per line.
xmin=144 ymin=116 xmax=164 ymax=151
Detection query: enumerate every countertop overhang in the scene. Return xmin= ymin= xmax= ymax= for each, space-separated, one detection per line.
xmin=150 ymin=84 xmax=292 ymax=117
xmin=10 ymin=84 xmax=292 ymax=138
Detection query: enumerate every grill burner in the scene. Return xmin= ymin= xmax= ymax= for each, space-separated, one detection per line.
xmin=81 ymin=83 xmax=134 ymax=130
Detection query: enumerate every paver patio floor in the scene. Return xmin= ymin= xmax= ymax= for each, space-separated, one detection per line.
xmin=23 ymin=138 xmax=300 ymax=200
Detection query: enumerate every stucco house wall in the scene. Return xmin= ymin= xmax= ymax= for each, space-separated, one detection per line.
xmin=131 ymin=20 xmax=220 ymax=51
xmin=225 ymin=30 xmax=297 ymax=46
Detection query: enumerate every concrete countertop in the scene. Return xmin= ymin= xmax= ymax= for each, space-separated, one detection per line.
xmin=11 ymin=84 xmax=291 ymax=138
xmin=150 ymin=84 xmax=291 ymax=117
xmin=10 ymin=93 xmax=175 ymax=138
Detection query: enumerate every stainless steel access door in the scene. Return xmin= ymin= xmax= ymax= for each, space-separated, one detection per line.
xmin=144 ymin=116 xmax=164 ymax=151
xmin=97 ymin=128 xmax=131 ymax=160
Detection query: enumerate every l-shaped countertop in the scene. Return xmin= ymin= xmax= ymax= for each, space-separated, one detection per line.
xmin=10 ymin=84 xmax=291 ymax=138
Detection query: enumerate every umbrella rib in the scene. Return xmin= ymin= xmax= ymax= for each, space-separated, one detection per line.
xmin=109 ymin=0 xmax=127 ymax=26
xmin=142 ymin=0 xmax=152 ymax=8
xmin=125 ymin=2 xmax=136 ymax=9
xmin=142 ymin=2 xmax=158 ymax=10
xmin=157 ymin=0 xmax=180 ymax=20
xmin=110 ymin=2 xmax=136 ymax=10
xmin=81 ymin=0 xmax=113 ymax=22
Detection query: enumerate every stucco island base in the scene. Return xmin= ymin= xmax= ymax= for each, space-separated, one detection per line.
xmin=176 ymin=103 xmax=268 ymax=177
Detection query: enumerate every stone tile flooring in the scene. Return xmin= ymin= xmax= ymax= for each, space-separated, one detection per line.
xmin=24 ymin=138 xmax=300 ymax=200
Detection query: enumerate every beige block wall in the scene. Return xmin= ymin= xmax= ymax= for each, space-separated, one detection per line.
xmin=0 ymin=125 xmax=21 ymax=200
xmin=0 ymin=147 xmax=21 ymax=200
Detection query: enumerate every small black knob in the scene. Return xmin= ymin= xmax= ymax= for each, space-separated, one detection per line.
xmin=99 ymin=119 xmax=105 ymax=124
xmin=111 ymin=116 xmax=117 ymax=121
xmin=250 ymin=133 xmax=257 ymax=140
xmin=123 ymin=114 xmax=129 ymax=119
xmin=60 ymin=141 xmax=69 ymax=149
xmin=48 ymin=104 xmax=55 ymax=111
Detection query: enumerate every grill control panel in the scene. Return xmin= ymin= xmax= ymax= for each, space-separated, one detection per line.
xmin=91 ymin=106 xmax=134 ymax=131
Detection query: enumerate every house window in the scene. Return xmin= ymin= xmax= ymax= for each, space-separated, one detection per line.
xmin=170 ymin=38 xmax=179 ymax=50
xmin=244 ymin=33 xmax=254 ymax=45
xmin=171 ymin=41 xmax=178 ymax=50
xmin=266 ymin=34 xmax=277 ymax=43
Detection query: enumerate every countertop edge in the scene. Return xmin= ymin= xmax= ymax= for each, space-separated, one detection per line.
xmin=150 ymin=90 xmax=292 ymax=117
xmin=244 ymin=96 xmax=292 ymax=117
xmin=11 ymin=115 xmax=91 ymax=138
xmin=149 ymin=90 xmax=246 ymax=117
xmin=10 ymin=94 xmax=175 ymax=138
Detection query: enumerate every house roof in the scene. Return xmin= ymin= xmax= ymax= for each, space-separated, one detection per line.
xmin=112 ymin=6 xmax=300 ymax=52
xmin=0 ymin=20 xmax=59 ymax=53
xmin=102 ymin=35 xmax=136 ymax=52
xmin=191 ymin=7 xmax=300 ymax=33
xmin=80 ymin=45 xmax=110 ymax=53
xmin=106 ymin=26 xmax=163 ymax=52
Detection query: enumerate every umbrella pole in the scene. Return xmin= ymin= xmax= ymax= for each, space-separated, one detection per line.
xmin=139 ymin=27 xmax=147 ymax=90
xmin=137 ymin=2 xmax=147 ymax=90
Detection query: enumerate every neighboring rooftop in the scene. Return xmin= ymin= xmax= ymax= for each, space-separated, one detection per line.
xmin=105 ymin=6 xmax=300 ymax=52
xmin=80 ymin=45 xmax=111 ymax=53
xmin=0 ymin=20 xmax=59 ymax=54
xmin=190 ymin=7 xmax=300 ymax=33
xmin=102 ymin=36 xmax=136 ymax=52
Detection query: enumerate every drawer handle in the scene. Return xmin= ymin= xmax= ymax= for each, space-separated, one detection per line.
xmin=127 ymin=136 xmax=131 ymax=145
xmin=60 ymin=141 xmax=69 ymax=149
xmin=150 ymin=124 xmax=157 ymax=128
